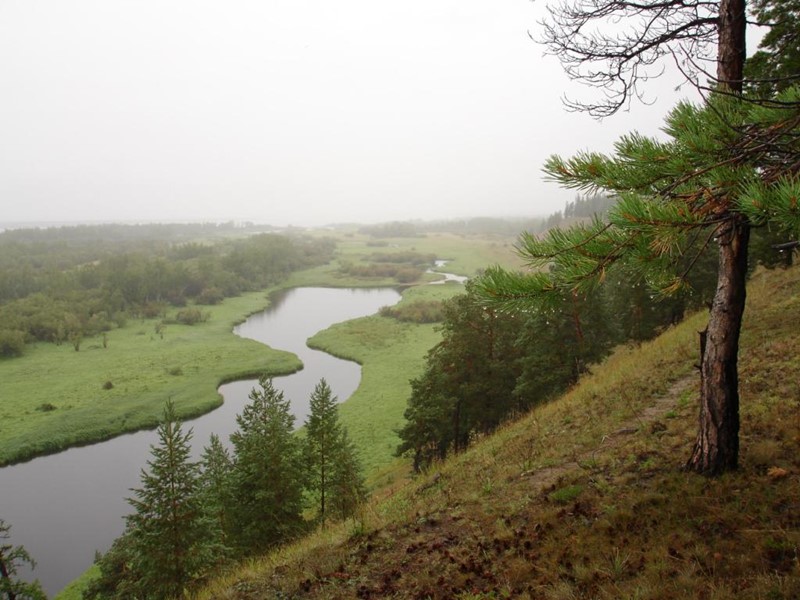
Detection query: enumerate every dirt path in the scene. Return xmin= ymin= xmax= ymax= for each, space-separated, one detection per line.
xmin=520 ymin=373 xmax=698 ymax=492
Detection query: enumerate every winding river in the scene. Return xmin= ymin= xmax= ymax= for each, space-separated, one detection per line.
xmin=0 ymin=286 xmax=401 ymax=596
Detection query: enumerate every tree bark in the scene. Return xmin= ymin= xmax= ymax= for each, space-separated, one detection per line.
xmin=687 ymin=217 xmax=750 ymax=474
xmin=717 ymin=0 xmax=747 ymax=90
xmin=685 ymin=0 xmax=749 ymax=476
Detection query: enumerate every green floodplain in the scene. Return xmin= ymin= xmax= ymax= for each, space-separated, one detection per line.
xmin=0 ymin=230 xmax=521 ymax=469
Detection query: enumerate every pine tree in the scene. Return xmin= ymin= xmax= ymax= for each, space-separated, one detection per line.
xmin=304 ymin=379 xmax=366 ymax=523
xmin=228 ymin=377 xmax=305 ymax=553
xmin=125 ymin=400 xmax=213 ymax=599
xmin=477 ymin=87 xmax=800 ymax=475
xmin=0 ymin=519 xmax=46 ymax=600
xmin=477 ymin=0 xmax=800 ymax=475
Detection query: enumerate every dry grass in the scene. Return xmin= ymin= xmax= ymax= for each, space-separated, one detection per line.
xmin=195 ymin=265 xmax=800 ymax=600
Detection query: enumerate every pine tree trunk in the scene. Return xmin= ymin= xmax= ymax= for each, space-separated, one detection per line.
xmin=717 ymin=0 xmax=747 ymax=90
xmin=687 ymin=218 xmax=750 ymax=475
xmin=685 ymin=0 xmax=748 ymax=476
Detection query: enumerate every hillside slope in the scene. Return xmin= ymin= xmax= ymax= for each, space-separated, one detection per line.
xmin=199 ymin=265 xmax=800 ymax=600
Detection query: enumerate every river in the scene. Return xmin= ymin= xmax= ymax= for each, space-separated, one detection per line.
xmin=0 ymin=286 xmax=401 ymax=597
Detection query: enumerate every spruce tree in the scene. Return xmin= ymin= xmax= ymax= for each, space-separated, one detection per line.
xmin=125 ymin=400 xmax=212 ymax=599
xmin=304 ymin=379 xmax=366 ymax=523
xmin=327 ymin=430 xmax=367 ymax=521
xmin=228 ymin=377 xmax=305 ymax=553
xmin=198 ymin=434 xmax=234 ymax=562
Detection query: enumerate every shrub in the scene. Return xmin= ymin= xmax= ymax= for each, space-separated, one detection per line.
xmin=102 ymin=380 xmax=114 ymax=390
xmin=196 ymin=287 xmax=224 ymax=305
xmin=394 ymin=267 xmax=423 ymax=283
xmin=174 ymin=308 xmax=209 ymax=325
xmin=139 ymin=303 xmax=166 ymax=319
xmin=379 ymin=300 xmax=444 ymax=323
xmin=0 ymin=329 xmax=26 ymax=358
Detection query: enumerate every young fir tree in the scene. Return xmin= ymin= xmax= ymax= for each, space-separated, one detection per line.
xmin=0 ymin=519 xmax=46 ymax=600
xmin=304 ymin=379 xmax=366 ymax=524
xmin=198 ymin=434 xmax=234 ymax=562
xmin=124 ymin=400 xmax=213 ymax=599
xmin=228 ymin=377 xmax=305 ymax=553
xmin=326 ymin=430 xmax=367 ymax=521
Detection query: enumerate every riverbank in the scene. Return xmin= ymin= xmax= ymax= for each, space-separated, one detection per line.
xmin=0 ymin=290 xmax=301 ymax=466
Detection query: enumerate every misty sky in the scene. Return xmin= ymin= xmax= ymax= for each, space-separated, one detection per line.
xmin=0 ymin=0 xmax=696 ymax=227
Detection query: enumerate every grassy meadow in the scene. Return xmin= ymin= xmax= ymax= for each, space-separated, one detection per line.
xmin=193 ymin=263 xmax=800 ymax=599
xmin=0 ymin=290 xmax=300 ymax=466
xmin=1 ymin=230 xmax=520 ymax=468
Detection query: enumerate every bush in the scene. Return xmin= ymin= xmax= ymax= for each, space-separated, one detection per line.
xmin=174 ymin=308 xmax=209 ymax=325
xmin=196 ymin=287 xmax=224 ymax=305
xmin=102 ymin=381 xmax=114 ymax=390
xmin=379 ymin=300 xmax=444 ymax=323
xmin=394 ymin=267 xmax=423 ymax=283
xmin=0 ymin=329 xmax=26 ymax=358
xmin=140 ymin=303 xmax=166 ymax=319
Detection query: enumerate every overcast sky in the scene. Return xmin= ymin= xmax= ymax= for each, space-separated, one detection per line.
xmin=0 ymin=0 xmax=696 ymax=227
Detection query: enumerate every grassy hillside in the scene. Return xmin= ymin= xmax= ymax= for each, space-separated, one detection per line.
xmin=196 ymin=263 xmax=800 ymax=599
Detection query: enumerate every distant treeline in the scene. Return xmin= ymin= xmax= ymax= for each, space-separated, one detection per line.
xmin=0 ymin=224 xmax=335 ymax=357
xmin=540 ymin=193 xmax=616 ymax=230
xmin=354 ymin=194 xmax=614 ymax=239
xmin=357 ymin=218 xmax=545 ymax=238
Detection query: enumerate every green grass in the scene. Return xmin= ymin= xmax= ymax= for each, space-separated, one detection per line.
xmin=0 ymin=290 xmax=300 ymax=466
xmin=54 ymin=565 xmax=99 ymax=600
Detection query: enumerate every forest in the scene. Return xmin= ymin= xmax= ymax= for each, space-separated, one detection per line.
xmin=0 ymin=224 xmax=335 ymax=357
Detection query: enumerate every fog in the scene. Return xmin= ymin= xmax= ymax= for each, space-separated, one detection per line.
xmin=0 ymin=0 xmax=695 ymax=227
